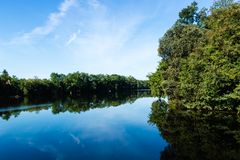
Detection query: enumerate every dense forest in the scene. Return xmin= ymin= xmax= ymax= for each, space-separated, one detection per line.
xmin=0 ymin=70 xmax=149 ymax=98
xmin=149 ymin=0 xmax=240 ymax=110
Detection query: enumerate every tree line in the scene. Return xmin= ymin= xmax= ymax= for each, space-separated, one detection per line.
xmin=148 ymin=0 xmax=240 ymax=110
xmin=0 ymin=70 xmax=149 ymax=98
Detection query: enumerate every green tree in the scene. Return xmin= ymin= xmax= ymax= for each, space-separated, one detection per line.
xmin=149 ymin=2 xmax=240 ymax=110
xmin=0 ymin=70 xmax=22 ymax=97
xmin=211 ymin=0 xmax=235 ymax=10
xmin=180 ymin=4 xmax=240 ymax=108
xmin=149 ymin=8 xmax=206 ymax=106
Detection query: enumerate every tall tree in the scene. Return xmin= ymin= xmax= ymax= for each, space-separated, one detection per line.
xmin=149 ymin=2 xmax=240 ymax=109
xmin=211 ymin=0 xmax=235 ymax=10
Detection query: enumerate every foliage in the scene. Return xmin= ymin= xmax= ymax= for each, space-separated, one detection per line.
xmin=211 ymin=0 xmax=235 ymax=10
xmin=149 ymin=1 xmax=240 ymax=109
xmin=0 ymin=70 xmax=149 ymax=98
xmin=0 ymin=70 xmax=22 ymax=97
xmin=21 ymin=78 xmax=55 ymax=97
xmin=148 ymin=64 xmax=165 ymax=97
xmin=177 ymin=1 xmax=207 ymax=27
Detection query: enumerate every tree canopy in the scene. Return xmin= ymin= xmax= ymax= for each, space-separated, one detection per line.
xmin=0 ymin=70 xmax=149 ymax=98
xmin=149 ymin=1 xmax=240 ymax=110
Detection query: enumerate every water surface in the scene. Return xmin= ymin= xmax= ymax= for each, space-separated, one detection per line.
xmin=1 ymin=94 xmax=240 ymax=160
xmin=0 ymin=94 xmax=167 ymax=160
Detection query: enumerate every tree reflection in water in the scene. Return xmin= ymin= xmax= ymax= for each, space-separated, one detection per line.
xmin=0 ymin=91 xmax=150 ymax=121
xmin=149 ymin=99 xmax=240 ymax=160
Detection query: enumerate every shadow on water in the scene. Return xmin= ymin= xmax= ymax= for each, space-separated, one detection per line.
xmin=0 ymin=91 xmax=151 ymax=121
xmin=149 ymin=99 xmax=240 ymax=160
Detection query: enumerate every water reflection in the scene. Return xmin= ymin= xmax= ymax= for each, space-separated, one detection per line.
xmin=4 ymin=93 xmax=238 ymax=160
xmin=0 ymin=91 xmax=168 ymax=160
xmin=0 ymin=91 xmax=150 ymax=121
xmin=149 ymin=99 xmax=240 ymax=160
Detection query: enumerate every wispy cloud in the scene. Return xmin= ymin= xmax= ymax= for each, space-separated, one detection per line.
xmin=1 ymin=0 xmax=162 ymax=79
xmin=63 ymin=0 xmax=147 ymax=59
xmin=66 ymin=29 xmax=80 ymax=46
xmin=10 ymin=0 xmax=76 ymax=44
xmin=62 ymin=1 xmax=156 ymax=78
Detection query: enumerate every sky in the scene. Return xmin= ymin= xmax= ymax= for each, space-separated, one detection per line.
xmin=0 ymin=0 xmax=213 ymax=80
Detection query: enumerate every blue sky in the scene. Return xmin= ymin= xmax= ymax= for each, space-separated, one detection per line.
xmin=0 ymin=0 xmax=213 ymax=80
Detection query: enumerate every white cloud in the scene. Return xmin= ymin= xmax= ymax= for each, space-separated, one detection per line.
xmin=10 ymin=0 xmax=76 ymax=44
xmin=1 ymin=0 xmax=161 ymax=79
xmin=66 ymin=29 xmax=80 ymax=46
xmin=63 ymin=1 xmax=146 ymax=57
xmin=61 ymin=1 xmax=156 ymax=79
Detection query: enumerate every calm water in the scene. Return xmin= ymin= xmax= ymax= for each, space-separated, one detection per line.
xmin=1 ymin=93 xmax=240 ymax=160
xmin=0 ymin=93 xmax=168 ymax=160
